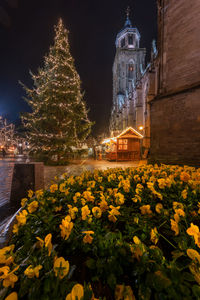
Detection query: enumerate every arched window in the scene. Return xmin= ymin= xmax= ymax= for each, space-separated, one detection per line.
xmin=128 ymin=63 xmax=134 ymax=79
xmin=128 ymin=34 xmax=133 ymax=45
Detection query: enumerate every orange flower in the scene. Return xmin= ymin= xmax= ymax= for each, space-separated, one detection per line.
xmin=180 ymin=172 xmax=190 ymax=182
xmin=24 ymin=265 xmax=42 ymax=278
xmin=150 ymin=227 xmax=159 ymax=244
xmin=28 ymin=200 xmax=39 ymax=214
xmin=44 ymin=233 xmax=52 ymax=256
xmin=92 ymin=207 xmax=102 ymax=219
xmin=54 ymin=257 xmax=69 ymax=279
xmin=71 ymin=284 xmax=84 ymax=300
xmin=187 ymin=249 xmax=200 ymax=264
xmin=5 ymin=292 xmax=18 ymax=300
xmin=155 ymin=203 xmax=163 ymax=214
xmin=186 ymin=223 xmax=200 ymax=247
xmin=170 ymin=219 xmax=179 ymax=236
xmin=82 ymin=231 xmax=94 ymax=244
xmin=140 ymin=205 xmax=152 ymax=215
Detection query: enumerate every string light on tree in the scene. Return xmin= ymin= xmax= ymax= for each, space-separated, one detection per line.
xmin=20 ymin=19 xmax=92 ymax=162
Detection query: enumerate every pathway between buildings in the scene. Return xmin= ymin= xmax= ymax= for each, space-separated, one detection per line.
xmin=44 ymin=159 xmax=147 ymax=188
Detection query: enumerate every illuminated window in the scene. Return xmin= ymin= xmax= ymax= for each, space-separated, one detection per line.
xmin=118 ymin=139 xmax=128 ymax=150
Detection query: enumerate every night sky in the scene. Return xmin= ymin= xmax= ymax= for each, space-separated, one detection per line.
xmin=0 ymin=0 xmax=157 ymax=136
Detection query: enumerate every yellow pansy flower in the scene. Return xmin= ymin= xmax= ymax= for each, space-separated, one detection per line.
xmin=54 ymin=257 xmax=69 ymax=279
xmin=187 ymin=249 xmax=200 ymax=264
xmin=157 ymin=178 xmax=166 ymax=189
xmin=155 ymin=203 xmax=163 ymax=214
xmin=24 ymin=265 xmax=42 ymax=278
xmin=173 ymin=202 xmax=184 ymax=211
xmin=28 ymin=200 xmax=39 ymax=214
xmin=150 ymin=227 xmax=159 ymax=244
xmin=73 ymin=192 xmax=81 ymax=203
xmin=133 ymin=236 xmax=141 ymax=245
xmin=186 ymin=223 xmax=200 ymax=248
xmin=115 ymin=192 xmax=125 ymax=205
xmin=82 ymin=191 xmax=95 ymax=202
xmin=92 ymin=207 xmax=102 ymax=219
xmin=174 ymin=208 xmax=185 ymax=217
xmin=35 ymin=189 xmax=43 ymax=198
xmin=83 ymin=231 xmax=94 ymax=244
xmin=5 ymin=292 xmax=18 ymax=300
xmin=71 ymin=284 xmax=84 ymax=300
xmin=87 ymin=181 xmax=96 ymax=188
xmin=16 ymin=210 xmax=28 ymax=226
xmin=27 ymin=189 xmax=34 ymax=198
xmin=81 ymin=205 xmax=91 ymax=220
xmin=44 ymin=233 xmax=53 ymax=256
xmin=0 ymin=245 xmax=14 ymax=266
xmin=115 ymin=285 xmax=136 ymax=300
xmin=21 ymin=198 xmax=27 ymax=207
xmin=181 ymin=189 xmax=187 ymax=199
xmin=180 ymin=172 xmax=190 ymax=182
xmin=65 ymin=293 xmax=72 ymax=300
xmin=55 ymin=206 xmax=62 ymax=212
xmin=140 ymin=205 xmax=152 ymax=215
xmin=60 ymin=216 xmax=74 ymax=240
xmin=68 ymin=205 xmax=78 ymax=219
xmin=0 ymin=265 xmax=19 ymax=288
xmin=99 ymin=199 xmax=108 ymax=212
xmin=59 ymin=182 xmax=66 ymax=193
xmin=189 ymin=263 xmax=200 ymax=285
xmin=108 ymin=206 xmax=121 ymax=223
xmin=50 ymin=184 xmax=58 ymax=193
xmin=170 ymin=219 xmax=179 ymax=236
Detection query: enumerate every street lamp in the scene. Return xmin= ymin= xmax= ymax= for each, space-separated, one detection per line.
xmin=138 ymin=126 xmax=144 ymax=131
xmin=18 ymin=143 xmax=23 ymax=155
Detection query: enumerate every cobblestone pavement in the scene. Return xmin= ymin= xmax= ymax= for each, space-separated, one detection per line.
xmin=44 ymin=159 xmax=147 ymax=188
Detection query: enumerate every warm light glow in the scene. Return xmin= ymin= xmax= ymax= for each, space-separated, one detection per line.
xmin=102 ymin=137 xmax=117 ymax=144
xmin=138 ymin=126 xmax=144 ymax=131
xmin=117 ymin=127 xmax=143 ymax=139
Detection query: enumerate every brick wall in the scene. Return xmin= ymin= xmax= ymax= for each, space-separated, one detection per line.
xmin=158 ymin=0 xmax=200 ymax=93
xmin=150 ymin=88 xmax=200 ymax=165
xmin=150 ymin=0 xmax=200 ymax=165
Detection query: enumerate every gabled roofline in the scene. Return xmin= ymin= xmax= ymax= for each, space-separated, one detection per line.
xmin=117 ymin=127 xmax=143 ymax=139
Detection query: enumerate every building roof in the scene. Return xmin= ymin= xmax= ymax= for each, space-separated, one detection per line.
xmin=117 ymin=127 xmax=143 ymax=139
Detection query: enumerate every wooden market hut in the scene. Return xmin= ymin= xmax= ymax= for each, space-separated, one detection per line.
xmin=105 ymin=127 xmax=143 ymax=161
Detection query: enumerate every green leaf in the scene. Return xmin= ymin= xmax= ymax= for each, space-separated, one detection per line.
xmin=86 ymin=258 xmax=96 ymax=270
xmin=182 ymin=272 xmax=195 ymax=282
xmin=192 ymin=285 xmax=200 ymax=298
xmin=107 ymin=273 xmax=117 ymax=289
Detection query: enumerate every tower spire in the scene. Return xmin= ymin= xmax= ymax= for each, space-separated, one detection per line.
xmin=126 ymin=6 xmax=130 ymax=19
xmin=124 ymin=6 xmax=132 ymax=27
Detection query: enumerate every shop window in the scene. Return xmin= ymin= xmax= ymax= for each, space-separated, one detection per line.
xmin=118 ymin=139 xmax=128 ymax=150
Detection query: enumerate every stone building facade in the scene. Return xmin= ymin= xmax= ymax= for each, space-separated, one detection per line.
xmin=150 ymin=0 xmax=200 ymax=165
xmin=109 ymin=12 xmax=157 ymax=152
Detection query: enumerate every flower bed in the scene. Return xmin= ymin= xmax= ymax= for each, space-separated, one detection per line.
xmin=0 ymin=164 xmax=200 ymax=300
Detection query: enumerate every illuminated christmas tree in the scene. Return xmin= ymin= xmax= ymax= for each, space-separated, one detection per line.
xmin=21 ymin=19 xmax=92 ymax=162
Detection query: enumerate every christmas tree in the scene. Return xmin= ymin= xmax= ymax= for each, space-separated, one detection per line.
xmin=21 ymin=19 xmax=92 ymax=162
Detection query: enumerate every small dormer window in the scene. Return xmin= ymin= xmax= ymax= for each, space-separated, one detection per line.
xmin=128 ymin=34 xmax=133 ymax=45
xmin=121 ymin=38 xmax=125 ymax=48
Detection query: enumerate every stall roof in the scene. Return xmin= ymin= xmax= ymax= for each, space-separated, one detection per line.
xmin=117 ymin=127 xmax=143 ymax=139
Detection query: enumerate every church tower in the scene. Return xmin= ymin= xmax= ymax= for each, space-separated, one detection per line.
xmin=110 ymin=8 xmax=146 ymax=136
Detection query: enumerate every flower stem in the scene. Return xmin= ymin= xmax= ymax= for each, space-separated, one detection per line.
xmin=159 ymin=233 xmax=177 ymax=249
